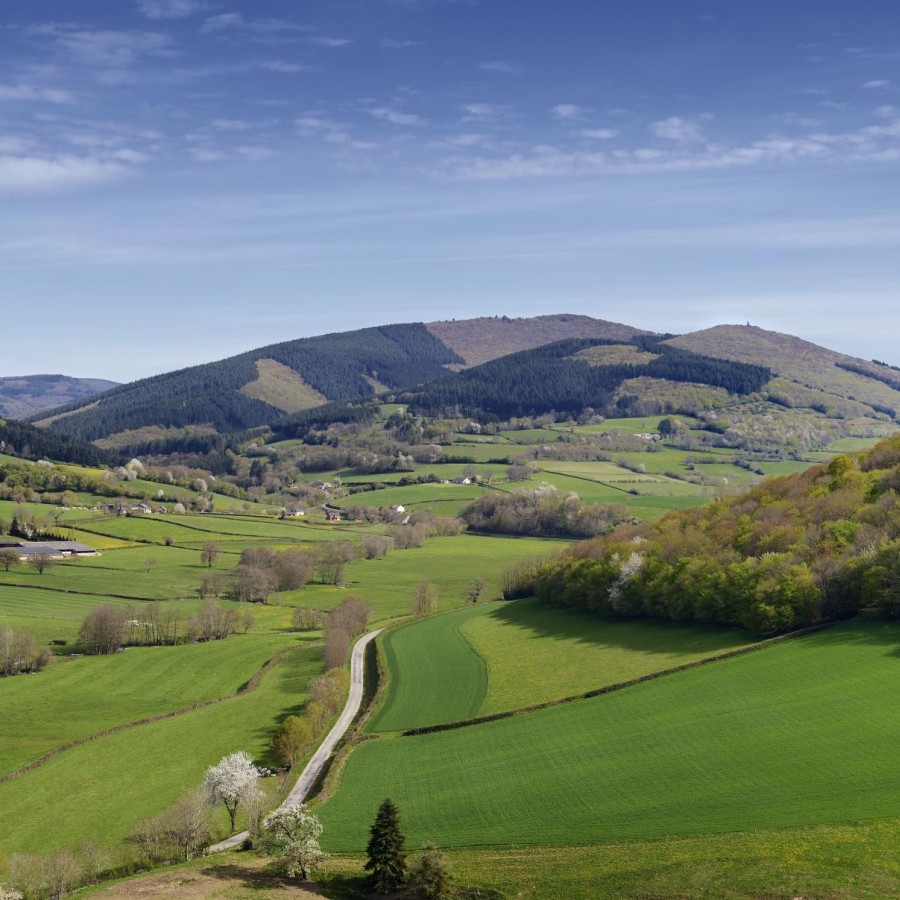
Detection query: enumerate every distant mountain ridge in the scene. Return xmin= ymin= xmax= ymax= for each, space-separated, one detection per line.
xmin=25 ymin=316 xmax=900 ymax=452
xmin=29 ymin=314 xmax=650 ymax=446
xmin=0 ymin=375 xmax=118 ymax=419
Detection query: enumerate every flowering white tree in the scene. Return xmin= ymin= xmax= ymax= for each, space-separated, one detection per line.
xmin=262 ymin=804 xmax=326 ymax=880
xmin=203 ymin=751 xmax=260 ymax=833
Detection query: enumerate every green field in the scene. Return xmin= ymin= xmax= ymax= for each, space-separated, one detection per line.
xmin=317 ymin=618 xmax=900 ymax=850
xmin=0 ymin=634 xmax=299 ymax=776
xmin=0 ymin=643 xmax=322 ymax=854
xmin=368 ymin=600 xmax=755 ymax=731
xmin=367 ymin=605 xmax=488 ymax=732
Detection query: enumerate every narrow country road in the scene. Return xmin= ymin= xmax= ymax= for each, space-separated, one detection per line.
xmin=209 ymin=627 xmax=383 ymax=853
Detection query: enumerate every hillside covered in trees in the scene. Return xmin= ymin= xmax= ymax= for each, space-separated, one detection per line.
xmin=534 ymin=435 xmax=900 ymax=632
xmin=32 ymin=324 xmax=463 ymax=444
xmin=400 ymin=337 xmax=772 ymax=420
xmin=0 ymin=418 xmax=110 ymax=468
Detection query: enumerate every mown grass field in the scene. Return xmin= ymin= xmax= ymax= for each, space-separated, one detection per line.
xmin=0 ymin=643 xmax=322 ymax=855
xmin=367 ymin=600 xmax=755 ymax=731
xmin=463 ymin=599 xmax=755 ymax=714
xmin=317 ymin=618 xmax=900 ymax=851
xmin=366 ymin=605 xmax=488 ymax=732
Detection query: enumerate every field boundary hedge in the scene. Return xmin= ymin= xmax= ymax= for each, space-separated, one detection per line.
xmin=400 ymin=621 xmax=837 ymax=737
xmin=0 ymin=644 xmax=295 ymax=785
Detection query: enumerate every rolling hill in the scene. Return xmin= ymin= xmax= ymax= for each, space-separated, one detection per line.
xmin=28 ymin=315 xmax=653 ymax=447
xmin=28 ymin=317 xmax=900 ymax=457
xmin=0 ymin=375 xmax=117 ymax=420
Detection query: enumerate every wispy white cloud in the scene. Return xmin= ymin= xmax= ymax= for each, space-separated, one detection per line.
xmin=212 ymin=118 xmax=251 ymax=130
xmin=439 ymin=109 xmax=900 ymax=180
xmin=862 ymin=79 xmax=891 ymax=90
xmin=651 ymin=116 xmax=707 ymax=142
xmin=0 ymin=154 xmax=127 ymax=194
xmin=460 ymin=102 xmax=512 ymax=124
xmin=371 ymin=107 xmax=427 ymax=126
xmin=188 ymin=146 xmax=224 ymax=162
xmin=27 ymin=24 xmax=174 ymax=68
xmin=580 ymin=128 xmax=619 ymax=140
xmin=381 ymin=38 xmax=420 ymax=49
xmin=296 ymin=114 xmax=353 ymax=143
xmin=551 ymin=104 xmax=588 ymax=120
xmin=478 ymin=60 xmax=524 ymax=76
xmin=236 ymin=145 xmax=278 ymax=160
xmin=309 ymin=37 xmax=353 ymax=48
xmin=200 ymin=14 xmax=307 ymax=36
xmin=259 ymin=60 xmax=310 ymax=73
xmin=136 ymin=0 xmax=211 ymax=20
xmin=0 ymin=84 xmax=76 ymax=104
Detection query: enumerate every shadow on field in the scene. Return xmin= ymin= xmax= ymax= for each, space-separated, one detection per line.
xmin=483 ymin=598 xmax=755 ymax=653
xmin=201 ymin=862 xmax=330 ymax=895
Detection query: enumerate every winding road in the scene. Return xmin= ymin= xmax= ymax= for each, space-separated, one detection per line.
xmin=209 ymin=627 xmax=383 ymax=853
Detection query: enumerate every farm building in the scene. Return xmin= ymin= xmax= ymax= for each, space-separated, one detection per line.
xmin=6 ymin=540 xmax=100 ymax=559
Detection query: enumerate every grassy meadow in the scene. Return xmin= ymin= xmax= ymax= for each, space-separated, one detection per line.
xmin=317 ymin=618 xmax=900 ymax=850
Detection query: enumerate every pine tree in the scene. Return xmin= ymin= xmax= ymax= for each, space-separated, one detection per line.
xmin=365 ymin=797 xmax=407 ymax=892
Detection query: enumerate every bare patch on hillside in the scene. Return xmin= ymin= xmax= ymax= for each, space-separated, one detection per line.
xmin=240 ymin=359 xmax=327 ymax=413
xmin=34 ymin=400 xmax=102 ymax=427
xmin=572 ymin=344 xmax=659 ymax=367
xmin=95 ymin=423 xmax=220 ymax=449
xmin=427 ymin=314 xmax=653 ymax=368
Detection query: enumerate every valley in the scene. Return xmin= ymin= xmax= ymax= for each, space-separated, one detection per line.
xmin=2 ymin=315 xmax=900 ymax=898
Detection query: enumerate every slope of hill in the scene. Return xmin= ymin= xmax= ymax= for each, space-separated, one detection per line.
xmin=32 ymin=324 xmax=464 ymax=444
xmin=0 ymin=418 xmax=110 ymax=467
xmin=427 ymin=314 xmax=654 ymax=367
xmin=0 ymin=375 xmax=117 ymax=419
xmin=400 ymin=337 xmax=772 ymax=420
xmin=667 ymin=325 xmax=900 ymax=419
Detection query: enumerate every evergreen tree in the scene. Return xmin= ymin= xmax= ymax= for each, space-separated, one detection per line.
xmin=365 ymin=798 xmax=407 ymax=892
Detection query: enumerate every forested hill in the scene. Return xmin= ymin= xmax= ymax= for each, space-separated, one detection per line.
xmin=0 ymin=418 xmax=110 ymax=467
xmin=534 ymin=434 xmax=900 ymax=633
xmin=399 ymin=337 xmax=772 ymax=420
xmin=0 ymin=375 xmax=117 ymax=419
xmin=31 ymin=324 xmax=464 ymax=445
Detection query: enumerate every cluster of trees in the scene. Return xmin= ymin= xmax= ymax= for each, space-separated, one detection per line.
xmin=401 ymin=337 xmax=771 ymax=421
xmin=366 ymin=798 xmax=452 ymax=898
xmin=271 ymin=668 xmax=351 ymax=767
xmin=534 ymin=435 xmax=900 ymax=632
xmin=41 ymin=324 xmax=461 ymax=444
xmin=461 ymin=486 xmax=632 ymax=539
xmin=324 ymin=595 xmax=372 ymax=669
xmin=0 ymin=626 xmax=50 ymax=677
xmin=77 ymin=599 xmax=253 ymax=655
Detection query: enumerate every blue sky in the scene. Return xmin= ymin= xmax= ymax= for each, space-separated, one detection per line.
xmin=1 ymin=0 xmax=899 ymax=381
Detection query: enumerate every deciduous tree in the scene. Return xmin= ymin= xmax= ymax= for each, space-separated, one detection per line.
xmin=262 ymin=804 xmax=326 ymax=880
xmin=203 ymin=750 xmax=259 ymax=833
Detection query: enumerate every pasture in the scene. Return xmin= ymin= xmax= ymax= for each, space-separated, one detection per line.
xmin=317 ymin=618 xmax=900 ymax=850
xmin=0 ymin=643 xmax=322 ymax=854
xmin=0 ymin=633 xmax=299 ymax=776
xmin=367 ymin=600 xmax=754 ymax=731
